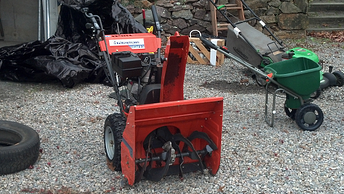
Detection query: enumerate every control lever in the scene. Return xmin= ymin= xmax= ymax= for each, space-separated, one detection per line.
xmin=151 ymin=5 xmax=162 ymax=66
xmin=82 ymin=7 xmax=100 ymax=30
xmin=114 ymin=16 xmax=120 ymax=34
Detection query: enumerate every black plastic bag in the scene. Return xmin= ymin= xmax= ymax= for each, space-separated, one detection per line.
xmin=0 ymin=0 xmax=146 ymax=87
xmin=56 ymin=0 xmax=147 ymax=50
xmin=0 ymin=36 xmax=106 ymax=87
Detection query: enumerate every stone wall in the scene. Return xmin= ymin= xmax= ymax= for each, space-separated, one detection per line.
xmin=124 ymin=0 xmax=309 ymax=43
xmin=244 ymin=0 xmax=309 ymax=39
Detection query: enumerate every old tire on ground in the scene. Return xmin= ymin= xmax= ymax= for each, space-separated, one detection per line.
xmin=104 ymin=113 xmax=126 ymax=172
xmin=295 ymin=103 xmax=324 ymax=131
xmin=0 ymin=120 xmax=40 ymax=175
xmin=332 ymin=71 xmax=344 ymax=87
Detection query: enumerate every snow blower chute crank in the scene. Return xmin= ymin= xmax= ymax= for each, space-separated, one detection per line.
xmin=83 ymin=5 xmax=223 ymax=185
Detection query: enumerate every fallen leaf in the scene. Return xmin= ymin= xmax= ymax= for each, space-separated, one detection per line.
xmin=106 ymin=158 xmax=116 ymax=171
xmin=308 ymin=31 xmax=344 ymax=42
xmin=218 ymin=185 xmax=225 ymax=192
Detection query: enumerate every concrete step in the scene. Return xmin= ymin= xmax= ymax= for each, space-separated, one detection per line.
xmin=310 ymin=0 xmax=344 ymax=2
xmin=306 ymin=27 xmax=344 ymax=32
xmin=307 ymin=1 xmax=344 ymax=32
xmin=307 ymin=17 xmax=344 ymax=32
xmin=308 ymin=12 xmax=344 ymax=25
xmin=307 ymin=20 xmax=344 ymax=32
xmin=309 ymin=2 xmax=344 ymax=12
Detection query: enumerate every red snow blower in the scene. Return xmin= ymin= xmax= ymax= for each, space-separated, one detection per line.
xmin=83 ymin=5 xmax=223 ymax=185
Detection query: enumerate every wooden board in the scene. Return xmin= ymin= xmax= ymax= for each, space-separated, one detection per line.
xmin=187 ymin=37 xmax=225 ymax=66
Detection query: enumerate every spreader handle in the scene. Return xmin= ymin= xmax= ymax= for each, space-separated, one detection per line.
xmin=199 ymin=36 xmax=229 ymax=54
xmin=199 ymin=36 xmax=217 ymax=50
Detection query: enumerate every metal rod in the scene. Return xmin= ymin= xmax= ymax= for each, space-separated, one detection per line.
xmin=38 ymin=0 xmax=42 ymax=41
xmin=208 ymin=0 xmax=236 ymax=28
xmin=84 ymin=11 xmax=126 ymax=116
xmin=199 ymin=36 xmax=303 ymax=100
xmin=239 ymin=0 xmax=284 ymax=46
xmin=264 ymin=87 xmax=284 ymax=127
xmin=207 ymin=0 xmax=268 ymax=64
xmin=45 ymin=0 xmax=50 ymax=40
xmin=151 ymin=5 xmax=162 ymax=66
xmin=135 ymin=150 xmax=207 ymax=163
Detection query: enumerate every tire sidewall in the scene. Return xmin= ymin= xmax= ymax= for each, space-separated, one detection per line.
xmin=104 ymin=113 xmax=126 ymax=171
xmin=0 ymin=120 xmax=40 ymax=175
xmin=0 ymin=120 xmax=40 ymax=151
xmin=333 ymin=71 xmax=344 ymax=87
xmin=295 ymin=104 xmax=323 ymax=131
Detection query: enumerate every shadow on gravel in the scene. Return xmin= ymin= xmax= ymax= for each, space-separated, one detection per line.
xmin=201 ymin=80 xmax=266 ymax=94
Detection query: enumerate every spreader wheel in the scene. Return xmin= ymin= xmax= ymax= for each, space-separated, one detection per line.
xmin=284 ymin=106 xmax=297 ymax=120
xmin=253 ymin=73 xmax=267 ymax=86
xmin=310 ymin=88 xmax=321 ymax=99
xmin=295 ymin=103 xmax=324 ymax=131
xmin=104 ymin=113 xmax=126 ymax=171
xmin=332 ymin=71 xmax=344 ymax=87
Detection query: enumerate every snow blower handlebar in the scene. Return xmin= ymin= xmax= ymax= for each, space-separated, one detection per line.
xmin=151 ymin=5 xmax=162 ymax=66
xmin=83 ymin=8 xmax=126 ymax=115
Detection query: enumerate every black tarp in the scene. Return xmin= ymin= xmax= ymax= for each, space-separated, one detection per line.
xmin=0 ymin=0 xmax=147 ymax=87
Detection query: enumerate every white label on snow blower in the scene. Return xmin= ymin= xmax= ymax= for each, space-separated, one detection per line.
xmin=109 ymin=39 xmax=145 ymax=49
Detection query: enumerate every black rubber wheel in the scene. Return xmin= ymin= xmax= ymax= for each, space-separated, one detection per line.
xmin=104 ymin=113 xmax=126 ymax=172
xmin=323 ymin=72 xmax=337 ymax=87
xmin=319 ymin=76 xmax=330 ymax=90
xmin=253 ymin=73 xmax=267 ymax=86
xmin=310 ymin=88 xmax=322 ymax=99
xmin=284 ymin=106 xmax=297 ymax=120
xmin=332 ymin=71 xmax=344 ymax=87
xmin=295 ymin=104 xmax=324 ymax=131
xmin=0 ymin=120 xmax=40 ymax=175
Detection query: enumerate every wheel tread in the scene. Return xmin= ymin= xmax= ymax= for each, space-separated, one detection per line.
xmin=104 ymin=113 xmax=126 ymax=172
xmin=295 ymin=103 xmax=324 ymax=131
xmin=0 ymin=120 xmax=40 ymax=175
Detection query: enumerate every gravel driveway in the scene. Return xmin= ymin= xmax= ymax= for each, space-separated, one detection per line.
xmin=1 ymin=37 xmax=344 ymax=193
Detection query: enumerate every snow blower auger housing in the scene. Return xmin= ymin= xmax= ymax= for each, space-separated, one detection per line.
xmin=83 ymin=6 xmax=223 ymax=185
